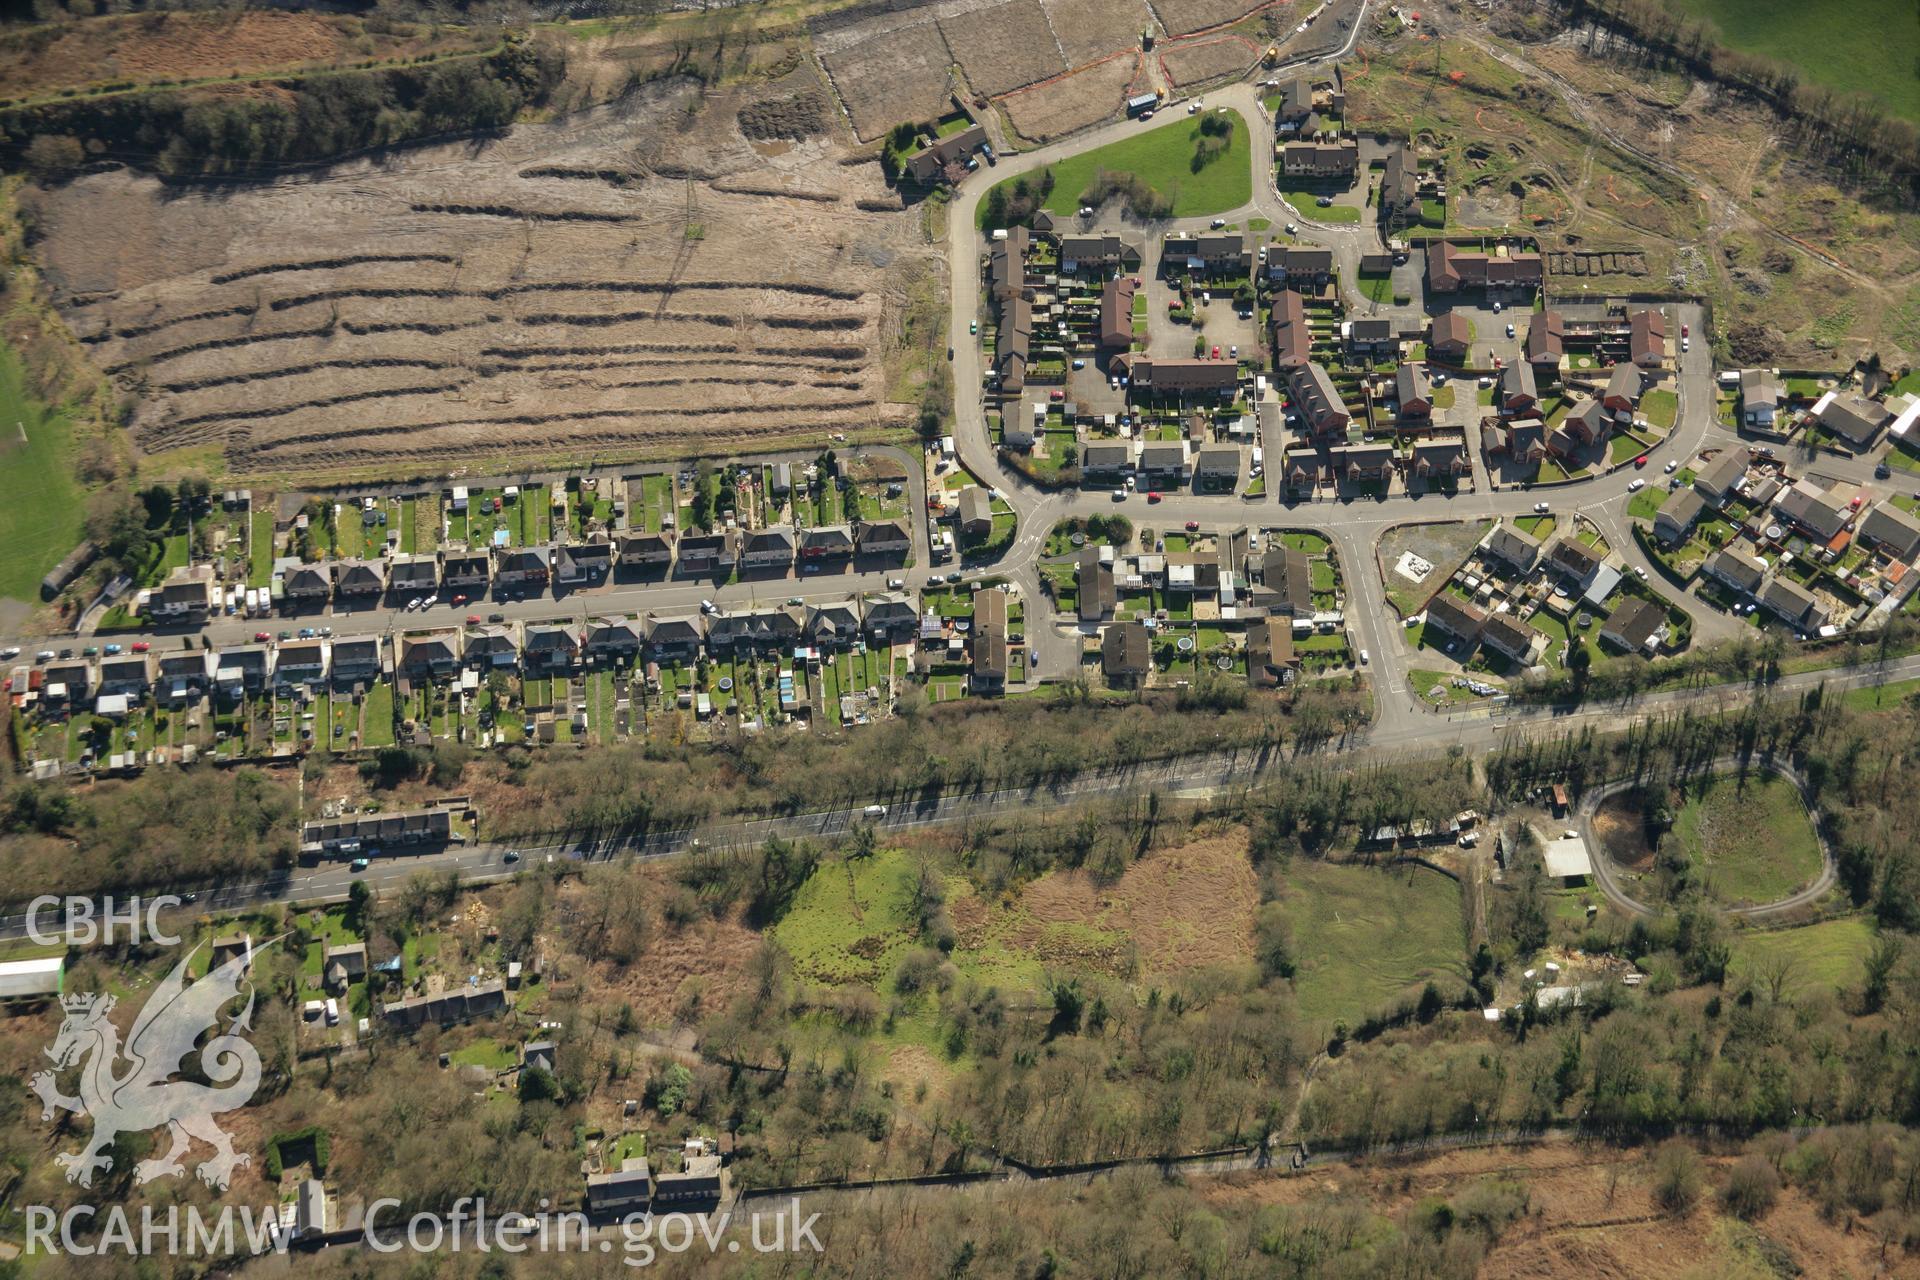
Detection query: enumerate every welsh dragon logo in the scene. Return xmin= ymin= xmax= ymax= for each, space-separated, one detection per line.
xmin=31 ymin=941 xmax=265 ymax=1190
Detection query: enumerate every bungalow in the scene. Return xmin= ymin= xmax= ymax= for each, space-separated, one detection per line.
xmin=1738 ymin=369 xmax=1784 ymax=428
xmin=283 ymin=564 xmax=332 ymax=606
xmin=496 ymin=548 xmax=550 ymax=589
xmin=1279 ymin=139 xmax=1359 ymax=179
xmin=971 ymin=588 xmax=1009 ymax=693
xmin=1692 ymin=449 xmax=1749 ymax=506
xmin=1653 ymin=488 xmax=1707 ymax=544
xmin=674 ymin=531 xmax=737 ymax=577
xmin=333 ymin=559 xmax=387 ymax=599
xmin=1760 ymin=576 xmax=1827 ymax=630
xmin=1395 ymin=363 xmax=1433 ymax=419
xmin=653 ymin=1153 xmax=727 ymax=1209
xmin=644 ymin=611 xmax=705 ymax=661
xmin=325 ymin=942 xmax=368 ymax=985
xmin=399 ymin=631 xmax=460 ymax=680
xmin=1077 ymin=545 xmax=1117 ymax=622
xmin=1245 ymin=616 xmax=1299 ymax=688
xmin=1814 ymin=391 xmax=1892 ymax=450
xmin=905 ymin=122 xmax=988 ymax=182
xmin=150 ymin=564 xmax=218 ymax=622
xmin=389 ymin=554 xmax=438 ymax=595
xmin=1600 ymin=597 xmax=1666 ymax=654
xmin=615 ymin=530 xmax=674 ymax=571
xmin=523 ymin=623 xmax=580 ymax=673
xmin=1526 ymin=310 xmax=1565 ymax=382
xmin=1193 ymin=446 xmax=1242 ymax=492
xmin=1426 ymin=240 xmax=1545 ymax=294
xmin=1858 ymin=502 xmax=1920 ymax=562
xmin=330 ymin=637 xmax=382 ymax=686
xmin=442 ymin=551 xmax=491 ymax=589
xmin=957 ymin=487 xmax=993 ymax=538
xmin=855 ymin=519 xmax=912 ymax=559
xmin=1500 ymin=361 xmax=1538 ymax=414
xmin=1628 ymin=308 xmax=1666 ymax=367
xmin=1270 ymin=289 xmax=1312 ymax=369
xmin=1774 ymin=479 xmax=1852 ymax=542
xmin=1259 ymin=545 xmax=1311 ymax=615
xmin=1423 ymin=593 xmax=1486 ymax=647
xmin=805 ymin=599 xmax=863 ymax=649
xmin=1162 ymin=231 xmax=1250 ymax=277
xmin=739 ymin=526 xmax=797 ymax=571
xmin=1265 ymin=245 xmax=1334 ymax=286
xmin=863 ymin=592 xmax=918 ymax=640
xmin=1429 ymin=312 xmax=1471 ymax=362
xmin=463 ymin=624 xmax=520 ymax=671
xmin=587 ymin=1161 xmax=653 ymax=1217
xmin=1101 ymin=620 xmax=1151 ymax=686
xmin=1602 ymin=363 xmax=1643 ymax=414
xmin=1328 ymin=442 xmax=1395 ymax=485
xmin=1099 ymin=276 xmax=1136 ymax=349
xmin=1081 ymin=441 xmax=1135 ymax=482
xmin=1410 ymin=437 xmax=1471 ymax=482
xmin=585 ymin=617 xmax=643 ymax=661
xmin=1480 ymin=612 xmax=1543 ymax=666
xmin=1346 ymin=317 xmax=1395 ymax=358
xmin=1703 ymin=547 xmax=1766 ymax=596
xmin=1137 ymin=442 xmax=1190 ymax=486
xmin=1289 ymin=362 xmax=1352 ymax=439
xmin=1483 ymin=523 xmax=1542 ymax=573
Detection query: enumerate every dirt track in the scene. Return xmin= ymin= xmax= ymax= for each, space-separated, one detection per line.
xmin=27 ymin=78 xmax=927 ymax=477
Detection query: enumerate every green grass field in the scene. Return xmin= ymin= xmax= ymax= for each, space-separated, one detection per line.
xmin=978 ymin=111 xmax=1252 ymax=227
xmin=1276 ymin=861 xmax=1466 ymax=1027
xmin=1281 ymin=191 xmax=1362 ymax=224
xmin=0 ymin=345 xmax=86 ymax=604
xmin=771 ymin=847 xmax=922 ymax=987
xmin=1730 ymin=917 xmax=1876 ymax=993
xmin=1671 ymin=773 xmax=1824 ymax=906
xmin=1664 ymin=0 xmax=1920 ymax=124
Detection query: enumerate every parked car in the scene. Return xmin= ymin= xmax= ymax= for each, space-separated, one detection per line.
xmin=1876 ymin=462 xmax=1893 ymax=479
xmin=466 ymin=614 xmax=482 ymax=624
xmin=1505 ymin=323 xmax=1515 ymax=338
xmin=1112 ymin=488 xmax=1127 ymax=501
xmin=1627 ymin=478 xmax=1646 ymax=492
xmin=1665 ymin=460 xmax=1678 ymax=474
xmin=299 ymin=627 xmax=316 ymax=638
xmin=1634 ymin=454 xmax=1648 ymax=468
xmin=254 ymin=631 xmax=271 ymax=642
xmin=1185 ymin=520 xmax=1200 ymax=531
xmin=488 ymin=612 xmax=505 ymax=623
xmin=350 ymin=858 xmax=370 ymax=873
xmin=1147 ymin=491 xmax=1163 ymax=503
xmin=103 ymin=644 xmax=122 ymax=655
xmin=1533 ymin=501 xmax=1550 ymax=513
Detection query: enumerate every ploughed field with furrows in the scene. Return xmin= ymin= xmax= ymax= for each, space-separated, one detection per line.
xmin=28 ymin=94 xmax=914 ymax=474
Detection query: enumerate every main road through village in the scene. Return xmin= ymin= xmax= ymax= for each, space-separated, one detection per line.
xmin=1 ymin=18 xmax=1906 ymax=935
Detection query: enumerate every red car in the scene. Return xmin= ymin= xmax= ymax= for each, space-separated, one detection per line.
xmin=1147 ymin=491 xmax=1163 ymax=503
xmin=1211 ymin=346 xmax=1221 ymax=359
xmin=466 ymin=614 xmax=482 ymax=625
xmin=1634 ymin=454 xmax=1648 ymax=468
xmin=1185 ymin=520 xmax=1200 ymax=532
xmin=1681 ymin=323 xmax=1690 ymax=338
xmin=253 ymin=631 xmax=271 ymax=643
xmin=130 ymin=641 xmax=149 ymax=653
xmin=1049 ymin=389 xmax=1065 ymax=401
xmin=451 ymin=593 xmax=468 ymax=605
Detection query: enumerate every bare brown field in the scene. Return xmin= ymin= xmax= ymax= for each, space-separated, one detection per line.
xmin=1002 ymin=52 xmax=1144 ymax=142
xmin=1159 ymin=33 xmax=1260 ymax=87
xmin=818 ymin=20 xmax=956 ymax=142
xmin=1203 ymin=1141 xmax=1919 ymax=1280
xmin=1149 ymin=0 xmax=1267 ymax=37
xmin=0 ymin=10 xmax=487 ymax=103
xmin=1041 ymin=0 xmax=1157 ymax=68
xmin=25 ymin=80 xmax=928 ymax=478
xmin=940 ymin=0 xmax=1067 ymax=97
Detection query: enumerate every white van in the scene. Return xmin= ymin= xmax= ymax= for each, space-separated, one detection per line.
xmin=324 ymin=998 xmax=340 ymax=1026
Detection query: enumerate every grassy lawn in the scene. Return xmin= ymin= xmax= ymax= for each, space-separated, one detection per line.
xmin=1665 ymin=0 xmax=1920 ymax=124
xmin=1611 ymin=433 xmax=1647 ymax=464
xmin=1729 ymin=918 xmax=1877 ymax=992
xmin=1356 ymin=271 xmax=1394 ymax=304
xmin=1641 ymin=388 xmax=1678 ymax=430
xmin=980 ymin=110 xmax=1253 ymax=226
xmin=1627 ymin=487 xmax=1665 ymax=521
xmin=248 ymin=510 xmax=275 ymax=588
xmin=1671 ymin=773 xmax=1824 ymax=907
xmin=0 ymin=344 xmax=86 ymax=604
xmin=1275 ymin=861 xmax=1466 ymax=1028
xmin=1513 ymin=515 xmax=1554 ymax=539
xmin=359 ymin=684 xmax=396 ymax=748
xmin=1280 ymin=190 xmax=1362 ymax=223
